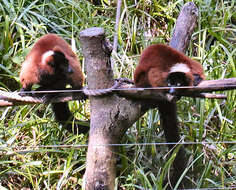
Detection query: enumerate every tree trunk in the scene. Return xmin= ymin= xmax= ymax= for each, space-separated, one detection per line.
xmin=80 ymin=27 xmax=145 ymax=190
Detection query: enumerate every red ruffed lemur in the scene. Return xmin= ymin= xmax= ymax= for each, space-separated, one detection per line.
xmin=134 ymin=44 xmax=205 ymax=188
xmin=134 ymin=43 xmax=205 ymax=92
xmin=20 ymin=33 xmax=88 ymax=134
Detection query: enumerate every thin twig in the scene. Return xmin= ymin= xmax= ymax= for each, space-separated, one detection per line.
xmin=0 ymin=100 xmax=13 ymax=106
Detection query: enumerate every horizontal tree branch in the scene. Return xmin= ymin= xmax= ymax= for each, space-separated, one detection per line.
xmin=1 ymin=77 xmax=236 ymax=107
xmin=117 ymin=78 xmax=236 ymax=100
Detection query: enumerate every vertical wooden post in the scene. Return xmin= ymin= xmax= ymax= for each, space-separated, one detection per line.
xmin=80 ymin=27 xmax=143 ymax=190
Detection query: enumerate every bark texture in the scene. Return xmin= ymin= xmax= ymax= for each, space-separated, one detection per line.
xmin=80 ymin=27 xmax=144 ymax=190
xmin=169 ymin=2 xmax=198 ymax=52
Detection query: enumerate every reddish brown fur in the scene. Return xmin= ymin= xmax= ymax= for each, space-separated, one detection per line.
xmin=134 ymin=44 xmax=204 ymax=87
xmin=20 ymin=33 xmax=84 ymax=89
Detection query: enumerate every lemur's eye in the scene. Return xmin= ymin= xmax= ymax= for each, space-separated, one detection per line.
xmin=47 ymin=61 xmax=55 ymax=67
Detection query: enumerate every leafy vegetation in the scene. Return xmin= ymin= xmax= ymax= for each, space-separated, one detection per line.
xmin=0 ymin=0 xmax=235 ymax=189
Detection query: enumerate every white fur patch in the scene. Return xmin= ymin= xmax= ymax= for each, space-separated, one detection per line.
xmin=42 ymin=50 xmax=54 ymax=64
xmin=170 ymin=63 xmax=190 ymax=73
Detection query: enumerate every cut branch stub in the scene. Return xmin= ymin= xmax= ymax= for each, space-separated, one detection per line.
xmin=80 ymin=27 xmax=114 ymax=90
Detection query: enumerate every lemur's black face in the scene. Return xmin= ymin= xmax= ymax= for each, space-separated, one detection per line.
xmin=166 ymin=72 xmax=191 ymax=94
xmin=167 ymin=72 xmax=190 ymax=87
xmin=39 ymin=51 xmax=74 ymax=87
xmin=49 ymin=51 xmax=73 ymax=75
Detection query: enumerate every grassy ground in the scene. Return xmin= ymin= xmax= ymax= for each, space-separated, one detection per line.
xmin=0 ymin=0 xmax=235 ymax=189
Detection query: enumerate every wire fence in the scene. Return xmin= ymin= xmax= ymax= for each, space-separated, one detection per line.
xmin=179 ymin=187 xmax=236 ymax=190
xmin=0 ymin=141 xmax=235 ymax=189
xmin=1 ymin=141 xmax=236 ymax=151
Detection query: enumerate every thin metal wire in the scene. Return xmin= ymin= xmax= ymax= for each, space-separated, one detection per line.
xmin=16 ymin=84 xmax=236 ymax=94
xmin=0 ymin=141 xmax=235 ymax=150
xmin=1 ymin=142 xmax=235 ymax=190
xmin=181 ymin=187 xmax=236 ymax=190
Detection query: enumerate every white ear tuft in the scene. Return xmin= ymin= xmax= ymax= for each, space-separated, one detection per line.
xmin=170 ymin=63 xmax=190 ymax=73
xmin=42 ymin=50 xmax=54 ymax=65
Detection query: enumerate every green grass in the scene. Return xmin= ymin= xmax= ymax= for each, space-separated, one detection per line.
xmin=0 ymin=0 xmax=236 ymax=189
